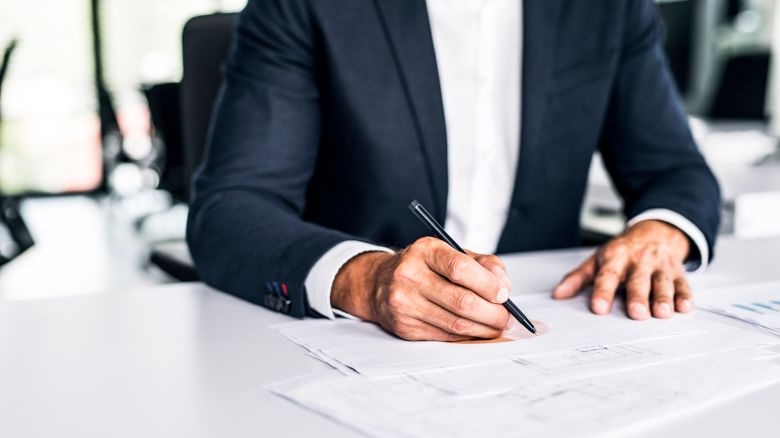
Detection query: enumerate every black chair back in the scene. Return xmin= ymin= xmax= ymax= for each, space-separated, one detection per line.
xmin=180 ymin=13 xmax=239 ymax=200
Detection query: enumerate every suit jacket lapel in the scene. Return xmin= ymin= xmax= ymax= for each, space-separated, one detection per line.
xmin=499 ymin=0 xmax=564 ymax=252
xmin=373 ymin=0 xmax=449 ymax=221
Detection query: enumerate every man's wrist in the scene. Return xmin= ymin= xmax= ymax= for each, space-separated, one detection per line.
xmin=331 ymin=251 xmax=393 ymax=321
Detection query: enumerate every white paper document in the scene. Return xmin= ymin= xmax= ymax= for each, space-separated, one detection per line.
xmin=269 ymin=348 xmax=780 ymax=438
xmin=275 ymin=294 xmax=745 ymax=377
xmin=269 ymin=291 xmax=780 ymax=436
xmin=409 ymin=327 xmax=777 ymax=396
xmin=698 ymin=281 xmax=780 ymax=336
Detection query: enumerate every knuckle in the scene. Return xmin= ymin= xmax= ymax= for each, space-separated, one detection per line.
xmin=414 ymin=236 xmax=439 ymax=251
xmin=454 ymin=291 xmax=475 ymax=313
xmin=593 ymin=280 xmax=617 ymax=297
xmin=392 ymin=262 xmax=416 ymax=283
xmin=592 ymin=291 xmax=611 ymax=300
xmin=481 ymin=255 xmax=502 ymax=268
xmin=445 ymin=257 xmax=467 ymax=280
xmin=386 ymin=288 xmax=407 ymax=311
xmin=613 ymin=243 xmax=629 ymax=257
xmin=449 ymin=317 xmax=473 ymax=335
xmin=675 ymin=290 xmax=693 ymax=301
xmin=598 ymin=267 xmax=621 ymax=279
xmin=638 ymin=247 xmax=656 ymax=262
xmin=604 ymin=241 xmax=627 ymax=259
xmin=654 ymin=272 xmax=673 ymax=284
xmin=655 ymin=244 xmax=670 ymax=258
xmin=675 ymin=279 xmax=691 ymax=294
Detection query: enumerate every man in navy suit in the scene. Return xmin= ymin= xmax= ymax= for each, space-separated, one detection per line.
xmin=187 ymin=0 xmax=720 ymax=341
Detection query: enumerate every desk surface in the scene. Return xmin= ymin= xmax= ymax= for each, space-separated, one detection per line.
xmin=0 ymin=196 xmax=172 ymax=301
xmin=1 ymin=236 xmax=779 ymax=438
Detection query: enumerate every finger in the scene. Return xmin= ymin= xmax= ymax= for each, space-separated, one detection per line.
xmin=674 ymin=275 xmax=694 ymax=313
xmin=624 ymin=265 xmax=652 ymax=320
xmin=421 ymin=279 xmax=510 ymax=331
xmin=425 ymin=242 xmax=507 ymax=304
xmin=390 ymin=315 xmax=474 ymax=342
xmin=473 ymin=254 xmax=512 ymax=289
xmin=591 ymin=247 xmax=630 ymax=315
xmin=651 ymin=270 xmax=675 ymax=318
xmin=414 ymin=297 xmax=506 ymax=339
xmin=553 ymin=255 xmax=596 ymax=299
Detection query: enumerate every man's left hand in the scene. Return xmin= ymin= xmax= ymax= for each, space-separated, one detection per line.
xmin=552 ymin=220 xmax=693 ymax=320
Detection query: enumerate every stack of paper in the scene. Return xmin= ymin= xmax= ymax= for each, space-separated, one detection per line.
xmin=267 ymin=293 xmax=780 ymax=436
xmin=269 ymin=348 xmax=780 ymax=438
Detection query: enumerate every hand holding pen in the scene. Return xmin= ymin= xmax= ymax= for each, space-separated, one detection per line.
xmin=329 ymin=202 xmax=533 ymax=341
xmin=409 ymin=201 xmax=536 ymax=335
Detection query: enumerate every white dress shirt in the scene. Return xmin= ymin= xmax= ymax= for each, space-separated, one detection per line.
xmin=304 ymin=0 xmax=709 ymax=319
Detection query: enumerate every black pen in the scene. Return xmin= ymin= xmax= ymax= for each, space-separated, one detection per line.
xmin=409 ymin=200 xmax=537 ymax=335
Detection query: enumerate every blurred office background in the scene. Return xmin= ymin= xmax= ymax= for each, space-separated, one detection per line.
xmin=0 ymin=0 xmax=779 ymax=300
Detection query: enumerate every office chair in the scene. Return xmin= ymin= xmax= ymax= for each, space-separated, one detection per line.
xmin=144 ymin=82 xmax=186 ymax=201
xmin=148 ymin=13 xmax=238 ymax=281
xmin=180 ymin=13 xmax=239 ymax=193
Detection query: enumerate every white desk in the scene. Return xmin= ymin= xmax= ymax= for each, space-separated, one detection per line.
xmin=1 ymin=236 xmax=779 ymax=438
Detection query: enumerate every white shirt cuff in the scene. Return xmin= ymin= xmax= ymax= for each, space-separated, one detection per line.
xmin=626 ymin=209 xmax=710 ymax=273
xmin=304 ymin=240 xmax=394 ymax=319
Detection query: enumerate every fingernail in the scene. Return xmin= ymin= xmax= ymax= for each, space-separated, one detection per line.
xmin=630 ymin=302 xmax=649 ymax=319
xmin=592 ymin=298 xmax=609 ymax=314
xmin=496 ymin=287 xmax=509 ymax=303
xmin=679 ymin=299 xmax=692 ymax=312
xmin=657 ymin=302 xmax=672 ymax=317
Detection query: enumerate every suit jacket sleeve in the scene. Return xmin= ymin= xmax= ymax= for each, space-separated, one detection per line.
xmin=186 ymin=0 xmax=355 ymax=317
xmin=599 ymin=0 xmax=721 ymax=262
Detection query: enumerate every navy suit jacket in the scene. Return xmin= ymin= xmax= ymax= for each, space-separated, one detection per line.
xmin=187 ymin=0 xmax=721 ymax=317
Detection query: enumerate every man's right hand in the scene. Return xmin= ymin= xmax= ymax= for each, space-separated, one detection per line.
xmin=331 ymin=237 xmax=512 ymax=341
